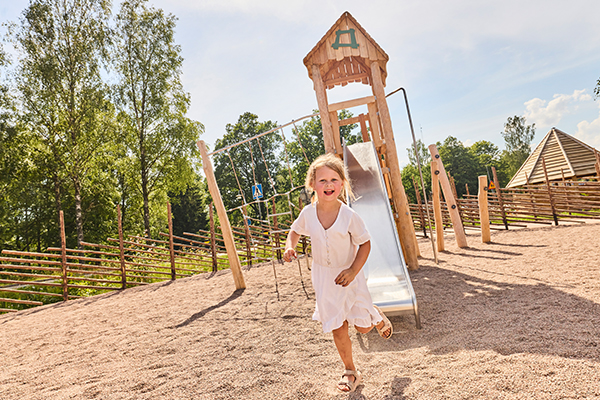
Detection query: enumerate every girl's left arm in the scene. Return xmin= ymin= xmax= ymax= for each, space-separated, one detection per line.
xmin=334 ymin=240 xmax=371 ymax=287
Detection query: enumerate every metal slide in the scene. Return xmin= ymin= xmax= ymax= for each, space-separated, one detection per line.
xmin=344 ymin=141 xmax=421 ymax=329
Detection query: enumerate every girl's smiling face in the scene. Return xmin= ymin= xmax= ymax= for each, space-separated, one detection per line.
xmin=314 ymin=166 xmax=344 ymax=203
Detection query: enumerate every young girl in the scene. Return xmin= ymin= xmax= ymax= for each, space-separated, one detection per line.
xmin=283 ymin=153 xmax=393 ymax=393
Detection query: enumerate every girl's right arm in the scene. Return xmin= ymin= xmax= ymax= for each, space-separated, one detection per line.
xmin=283 ymin=230 xmax=300 ymax=262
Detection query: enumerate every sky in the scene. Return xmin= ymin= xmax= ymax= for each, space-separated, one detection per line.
xmin=2 ymin=0 xmax=600 ymax=166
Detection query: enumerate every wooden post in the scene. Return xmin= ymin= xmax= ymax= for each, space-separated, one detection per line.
xmin=478 ymin=176 xmax=491 ymax=243
xmin=367 ymin=101 xmax=384 ymax=151
xmin=311 ymin=64 xmax=336 ymax=154
xmin=59 ymin=210 xmax=68 ymax=301
xmin=465 ymin=183 xmax=470 ymax=197
xmin=117 ymin=205 xmax=127 ymax=289
xmin=428 ymin=145 xmax=468 ymax=248
xmin=197 ymin=140 xmax=246 ymax=290
xmin=167 ymin=203 xmax=176 ymax=280
xmin=359 ymin=113 xmax=369 ymax=142
xmin=371 ymin=60 xmax=419 ymax=269
xmin=431 ymin=160 xmax=445 ymax=252
xmin=491 ymin=167 xmax=508 ymax=230
xmin=542 ymin=157 xmax=559 ymax=226
xmin=329 ymin=110 xmax=343 ymax=156
xmin=412 ymin=176 xmax=427 ymax=237
xmin=209 ymin=202 xmax=217 ymax=273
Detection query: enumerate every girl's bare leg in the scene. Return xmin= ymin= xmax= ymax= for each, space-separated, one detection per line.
xmin=332 ymin=321 xmax=356 ymax=388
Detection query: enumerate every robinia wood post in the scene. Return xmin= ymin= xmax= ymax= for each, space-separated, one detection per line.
xmin=491 ymin=167 xmax=508 ymax=230
xmin=311 ymin=64 xmax=336 ymax=154
xmin=478 ymin=176 xmax=491 ymax=243
xmin=371 ymin=60 xmax=420 ymax=268
xmin=428 ymin=144 xmax=468 ymax=248
xmin=117 ymin=205 xmax=127 ymax=289
xmin=167 ymin=202 xmax=176 ymax=280
xmin=198 ymin=140 xmax=246 ymax=290
xmin=209 ymin=202 xmax=218 ymax=273
xmin=59 ymin=210 xmax=68 ymax=301
xmin=430 ymin=160 xmax=445 ymax=252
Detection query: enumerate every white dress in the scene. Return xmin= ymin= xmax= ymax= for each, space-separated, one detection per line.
xmin=291 ymin=201 xmax=383 ymax=333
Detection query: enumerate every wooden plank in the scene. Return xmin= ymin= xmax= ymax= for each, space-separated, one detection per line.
xmin=428 ymin=145 xmax=468 ymax=248
xmin=328 ymin=95 xmax=375 ymax=112
xmin=339 ymin=116 xmax=361 ymax=126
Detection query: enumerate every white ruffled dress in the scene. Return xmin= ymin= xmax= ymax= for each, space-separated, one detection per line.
xmin=291 ymin=202 xmax=383 ymax=333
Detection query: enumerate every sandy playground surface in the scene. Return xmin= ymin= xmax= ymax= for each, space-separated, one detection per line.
xmin=1 ymin=222 xmax=599 ymax=399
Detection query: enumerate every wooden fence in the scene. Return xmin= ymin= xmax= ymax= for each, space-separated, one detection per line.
xmin=410 ymin=180 xmax=600 ymax=236
xmin=0 ymin=204 xmax=308 ymax=314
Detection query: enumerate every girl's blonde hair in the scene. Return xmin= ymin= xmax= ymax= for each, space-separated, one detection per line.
xmin=304 ymin=153 xmax=353 ymax=203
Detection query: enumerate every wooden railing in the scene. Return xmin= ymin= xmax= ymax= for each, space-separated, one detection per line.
xmin=410 ymin=181 xmax=600 ymax=236
xmin=0 ymin=204 xmax=310 ymax=314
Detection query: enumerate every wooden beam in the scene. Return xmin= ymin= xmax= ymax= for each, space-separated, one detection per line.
xmin=371 ymin=60 xmax=420 ymax=268
xmin=367 ymin=101 xmax=384 ymax=151
xmin=478 ymin=176 xmax=491 ymax=243
xmin=197 ymin=140 xmax=246 ymax=290
xmin=359 ymin=113 xmax=369 ymax=142
xmin=328 ymin=95 xmax=375 ymax=113
xmin=324 ymin=72 xmax=370 ymax=88
xmin=428 ymin=144 xmax=468 ymax=248
xmin=339 ymin=116 xmax=361 ymax=126
xmin=431 ymin=160 xmax=445 ymax=252
xmin=329 ymin=110 xmax=343 ymax=156
xmin=311 ymin=64 xmax=336 ymax=154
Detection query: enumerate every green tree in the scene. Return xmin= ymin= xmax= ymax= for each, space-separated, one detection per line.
xmin=169 ymin=175 xmax=209 ymax=237
xmin=595 ymin=77 xmax=600 ymax=99
xmin=500 ymin=115 xmax=536 ymax=178
xmin=437 ymin=136 xmax=479 ymax=198
xmin=286 ymin=109 xmax=359 ymax=187
xmin=113 ymin=0 xmax=203 ymax=237
xmin=212 ymin=112 xmax=280 ymax=224
xmin=402 ymin=139 xmax=432 ymax=204
xmin=14 ymin=0 xmax=113 ymax=248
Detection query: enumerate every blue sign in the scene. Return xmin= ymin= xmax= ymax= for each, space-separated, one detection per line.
xmin=252 ymin=184 xmax=263 ymax=200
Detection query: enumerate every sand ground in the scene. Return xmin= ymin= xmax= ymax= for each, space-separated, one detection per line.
xmin=1 ymin=222 xmax=599 ymax=399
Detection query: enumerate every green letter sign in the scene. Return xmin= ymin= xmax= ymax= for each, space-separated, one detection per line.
xmin=332 ymin=29 xmax=359 ymax=50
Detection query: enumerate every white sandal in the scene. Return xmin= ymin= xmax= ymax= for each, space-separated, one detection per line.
xmin=338 ymin=369 xmax=362 ymax=392
xmin=374 ymin=305 xmax=393 ymax=339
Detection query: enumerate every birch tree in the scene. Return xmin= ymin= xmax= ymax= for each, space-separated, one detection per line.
xmin=113 ymin=0 xmax=203 ymax=237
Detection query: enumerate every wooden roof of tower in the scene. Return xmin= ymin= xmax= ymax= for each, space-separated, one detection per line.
xmin=506 ymin=128 xmax=599 ymax=188
xmin=303 ymin=11 xmax=389 ymax=89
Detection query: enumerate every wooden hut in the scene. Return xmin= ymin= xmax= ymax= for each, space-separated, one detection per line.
xmin=507 ymin=128 xmax=600 ymax=188
xmin=303 ymin=12 xmax=420 ymax=269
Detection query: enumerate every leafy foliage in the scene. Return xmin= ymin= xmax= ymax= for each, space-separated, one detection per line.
xmin=113 ymin=0 xmax=203 ymax=237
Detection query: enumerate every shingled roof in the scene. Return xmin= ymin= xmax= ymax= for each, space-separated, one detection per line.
xmin=303 ymin=11 xmax=389 ymax=89
xmin=506 ymin=128 xmax=599 ymax=188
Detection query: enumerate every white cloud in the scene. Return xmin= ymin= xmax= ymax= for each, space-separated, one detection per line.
xmin=524 ymin=90 xmax=592 ymax=128
xmin=575 ymin=102 xmax=600 ymax=149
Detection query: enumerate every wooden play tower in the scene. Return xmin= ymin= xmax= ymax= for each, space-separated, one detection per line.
xmin=303 ymin=11 xmax=420 ymax=269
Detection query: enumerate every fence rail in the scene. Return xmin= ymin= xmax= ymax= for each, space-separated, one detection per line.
xmin=410 ymin=180 xmax=600 ymax=236
xmin=0 ymin=204 xmax=310 ymax=314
